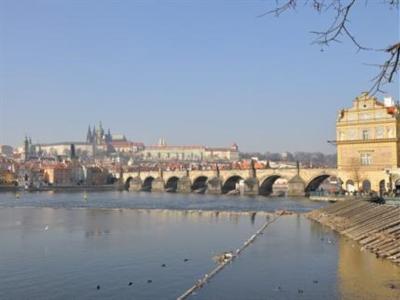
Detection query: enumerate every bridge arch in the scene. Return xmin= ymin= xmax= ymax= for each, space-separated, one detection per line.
xmin=125 ymin=176 xmax=134 ymax=190
xmin=192 ymin=176 xmax=208 ymax=192
xmin=165 ymin=176 xmax=179 ymax=193
xmin=305 ymin=174 xmax=332 ymax=194
xmin=259 ymin=175 xmax=287 ymax=196
xmin=142 ymin=176 xmax=154 ymax=192
xmin=222 ymin=175 xmax=243 ymax=194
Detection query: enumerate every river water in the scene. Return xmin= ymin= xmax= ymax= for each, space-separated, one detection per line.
xmin=0 ymin=191 xmax=399 ymax=300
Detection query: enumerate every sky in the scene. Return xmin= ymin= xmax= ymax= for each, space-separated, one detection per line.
xmin=0 ymin=0 xmax=399 ymax=153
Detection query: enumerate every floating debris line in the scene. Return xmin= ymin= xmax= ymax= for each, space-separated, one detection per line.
xmin=308 ymin=200 xmax=400 ymax=267
xmin=177 ymin=211 xmax=287 ymax=300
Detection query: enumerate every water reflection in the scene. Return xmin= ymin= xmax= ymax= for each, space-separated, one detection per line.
xmin=338 ymin=237 xmax=400 ymax=299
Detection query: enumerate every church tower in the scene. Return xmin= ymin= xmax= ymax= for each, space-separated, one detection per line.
xmin=24 ymin=136 xmax=29 ymax=162
xmin=98 ymin=121 xmax=104 ymax=143
xmin=86 ymin=125 xmax=93 ymax=143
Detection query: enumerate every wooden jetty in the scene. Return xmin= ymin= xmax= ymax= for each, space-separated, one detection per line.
xmin=308 ymin=200 xmax=400 ymax=267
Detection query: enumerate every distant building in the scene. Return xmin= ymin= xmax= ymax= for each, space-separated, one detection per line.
xmin=85 ymin=166 xmax=110 ymax=185
xmin=0 ymin=170 xmax=16 ymax=185
xmin=141 ymin=138 xmax=239 ymax=162
xmin=111 ymin=141 xmax=145 ymax=154
xmin=43 ymin=163 xmax=73 ymax=186
xmin=36 ymin=142 xmax=95 ymax=158
xmin=336 ymin=92 xmax=399 ymax=193
xmin=31 ymin=122 xmax=143 ymax=158
xmin=0 ymin=145 xmax=13 ymax=157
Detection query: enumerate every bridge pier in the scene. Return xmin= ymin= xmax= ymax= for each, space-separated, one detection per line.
xmin=177 ymin=176 xmax=192 ymax=193
xmin=287 ymin=175 xmax=306 ymax=197
xmin=242 ymin=177 xmax=259 ymax=196
xmin=128 ymin=176 xmax=143 ymax=192
xmin=152 ymin=178 xmax=165 ymax=192
xmin=207 ymin=177 xmax=222 ymax=195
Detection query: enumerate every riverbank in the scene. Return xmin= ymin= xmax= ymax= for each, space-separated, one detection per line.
xmin=0 ymin=184 xmax=119 ymax=193
xmin=308 ymin=200 xmax=400 ymax=267
xmin=0 ymin=185 xmax=19 ymax=192
xmin=309 ymin=195 xmax=381 ymax=203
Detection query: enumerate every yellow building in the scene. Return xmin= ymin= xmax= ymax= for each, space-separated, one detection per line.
xmin=336 ymin=92 xmax=399 ymax=193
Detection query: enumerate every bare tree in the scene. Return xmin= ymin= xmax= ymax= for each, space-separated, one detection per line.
xmin=349 ymin=157 xmax=361 ymax=191
xmin=260 ymin=0 xmax=399 ymax=94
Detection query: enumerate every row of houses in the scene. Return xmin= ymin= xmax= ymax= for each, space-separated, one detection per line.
xmin=12 ymin=160 xmax=112 ymax=188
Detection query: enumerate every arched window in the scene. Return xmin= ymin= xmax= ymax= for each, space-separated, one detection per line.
xmin=362 ymin=180 xmax=371 ymax=193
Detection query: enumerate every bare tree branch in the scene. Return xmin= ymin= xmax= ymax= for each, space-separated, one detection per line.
xmin=260 ymin=0 xmax=399 ymax=94
xmin=369 ymin=42 xmax=400 ymax=94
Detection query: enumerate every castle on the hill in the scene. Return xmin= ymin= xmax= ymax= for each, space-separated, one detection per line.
xmin=86 ymin=122 xmax=114 ymax=145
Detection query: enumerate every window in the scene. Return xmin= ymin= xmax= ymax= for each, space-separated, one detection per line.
xmin=360 ymin=153 xmax=372 ymax=166
xmin=362 ymin=129 xmax=370 ymax=140
xmin=376 ymin=111 xmax=385 ymax=119
xmin=348 ymin=129 xmax=356 ymax=140
xmin=387 ymin=127 xmax=395 ymax=138
xmin=376 ymin=127 xmax=384 ymax=139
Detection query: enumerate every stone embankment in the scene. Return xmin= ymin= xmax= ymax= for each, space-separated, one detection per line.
xmin=308 ymin=200 xmax=400 ymax=266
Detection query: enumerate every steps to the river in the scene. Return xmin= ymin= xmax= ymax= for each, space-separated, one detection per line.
xmin=308 ymin=200 xmax=400 ymax=266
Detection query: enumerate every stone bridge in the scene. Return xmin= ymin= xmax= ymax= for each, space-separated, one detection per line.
xmin=122 ymin=168 xmax=338 ymax=197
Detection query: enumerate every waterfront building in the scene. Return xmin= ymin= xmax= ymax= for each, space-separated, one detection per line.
xmin=84 ymin=166 xmax=110 ymax=185
xmin=141 ymin=138 xmax=239 ymax=162
xmin=43 ymin=163 xmax=73 ymax=186
xmin=0 ymin=170 xmax=16 ymax=185
xmin=17 ymin=162 xmax=46 ymax=188
xmin=336 ymin=92 xmax=399 ymax=193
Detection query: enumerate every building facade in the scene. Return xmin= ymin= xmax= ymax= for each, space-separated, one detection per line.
xmin=336 ymin=92 xmax=399 ymax=193
xmin=141 ymin=139 xmax=239 ymax=162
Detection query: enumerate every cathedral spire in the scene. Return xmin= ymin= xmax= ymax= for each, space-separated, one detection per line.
xmin=86 ymin=125 xmax=92 ymax=143
xmin=99 ymin=121 xmax=104 ymax=138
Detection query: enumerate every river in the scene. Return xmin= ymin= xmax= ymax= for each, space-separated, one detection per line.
xmin=0 ymin=191 xmax=398 ymax=299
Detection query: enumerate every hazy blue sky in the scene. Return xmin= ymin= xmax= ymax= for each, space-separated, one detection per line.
xmin=0 ymin=0 xmax=398 ymax=152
